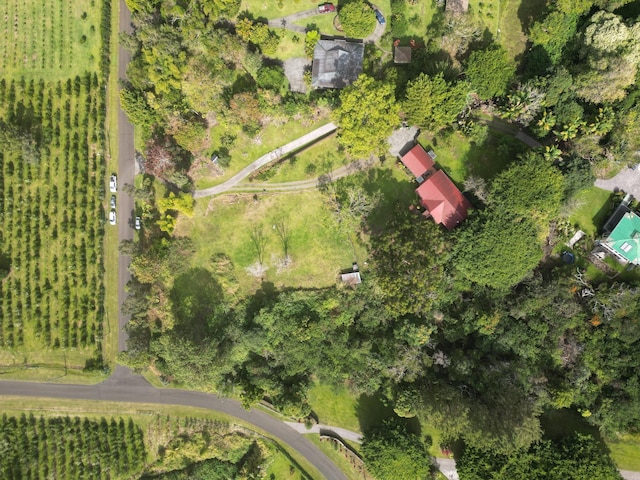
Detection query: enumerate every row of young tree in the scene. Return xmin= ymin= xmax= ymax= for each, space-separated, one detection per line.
xmin=0 ymin=414 xmax=145 ymax=480
xmin=0 ymin=74 xmax=107 ymax=357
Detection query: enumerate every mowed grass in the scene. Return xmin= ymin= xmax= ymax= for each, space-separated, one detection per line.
xmin=177 ymin=190 xmax=361 ymax=295
xmin=194 ymin=116 xmax=331 ymax=189
xmin=567 ymin=187 xmax=613 ymax=236
xmin=419 ymin=129 xmax=525 ymax=183
xmin=257 ymin=134 xmax=346 ymax=183
xmin=608 ymin=434 xmax=640 ymax=471
xmin=0 ymin=0 xmax=102 ymax=80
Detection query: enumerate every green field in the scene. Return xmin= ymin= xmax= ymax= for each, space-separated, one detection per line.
xmin=0 ymin=0 xmax=103 ymax=79
xmin=0 ymin=0 xmax=112 ymax=379
xmin=178 ymin=189 xmax=362 ymax=295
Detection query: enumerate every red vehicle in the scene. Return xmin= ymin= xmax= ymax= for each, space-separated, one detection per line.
xmin=318 ymin=3 xmax=336 ymax=13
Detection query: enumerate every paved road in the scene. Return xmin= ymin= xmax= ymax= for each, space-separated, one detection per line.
xmin=194 ymin=122 xmax=337 ymax=198
xmin=0 ymin=369 xmax=347 ymax=480
xmin=595 ymin=166 xmax=640 ymax=198
xmin=117 ymin=0 xmax=135 ymax=353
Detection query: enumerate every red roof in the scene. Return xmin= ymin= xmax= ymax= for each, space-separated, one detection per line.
xmin=400 ymin=145 xmax=435 ymax=178
xmin=416 ymin=170 xmax=471 ymax=230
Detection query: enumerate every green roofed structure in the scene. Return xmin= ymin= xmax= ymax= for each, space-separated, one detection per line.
xmin=601 ymin=211 xmax=640 ymax=265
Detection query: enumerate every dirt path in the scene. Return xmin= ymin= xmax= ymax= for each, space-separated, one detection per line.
xmin=268 ymin=8 xmax=320 ymax=33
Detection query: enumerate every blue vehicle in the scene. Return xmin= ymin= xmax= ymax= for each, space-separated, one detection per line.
xmin=375 ymin=9 xmax=385 ymax=24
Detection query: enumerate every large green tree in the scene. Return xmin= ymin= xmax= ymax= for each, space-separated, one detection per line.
xmin=339 ymin=0 xmax=376 ymax=38
xmin=333 ymin=75 xmax=399 ymax=157
xmin=362 ymin=423 xmax=431 ymax=480
xmin=404 ymin=73 xmax=469 ymax=131
xmin=465 ymin=46 xmax=516 ymax=99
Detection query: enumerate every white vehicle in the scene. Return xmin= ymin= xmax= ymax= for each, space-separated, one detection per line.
xmin=109 ymin=210 xmax=116 ymax=225
xmin=109 ymin=174 xmax=117 ymax=193
xmin=135 ymin=216 xmax=141 ymax=230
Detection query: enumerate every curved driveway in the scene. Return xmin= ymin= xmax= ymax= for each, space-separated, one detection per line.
xmin=0 ymin=366 xmax=346 ymax=480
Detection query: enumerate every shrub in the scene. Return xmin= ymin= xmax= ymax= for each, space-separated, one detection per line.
xmin=339 ymin=0 xmax=376 ymax=38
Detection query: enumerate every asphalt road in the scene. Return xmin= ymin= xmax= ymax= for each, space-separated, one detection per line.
xmin=117 ymin=0 xmax=135 ymax=353
xmin=0 ymin=368 xmax=347 ymax=480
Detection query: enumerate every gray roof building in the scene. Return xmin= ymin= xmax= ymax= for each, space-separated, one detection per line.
xmin=311 ymin=39 xmax=364 ymax=89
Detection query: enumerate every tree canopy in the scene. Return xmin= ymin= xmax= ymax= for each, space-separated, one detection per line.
xmin=333 ymin=75 xmax=399 ymax=157
xmin=465 ymin=46 xmax=516 ymax=99
xmin=404 ymin=73 xmax=469 ymax=131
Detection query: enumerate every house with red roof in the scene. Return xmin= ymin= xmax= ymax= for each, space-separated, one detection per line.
xmin=400 ymin=144 xmax=435 ymax=179
xmin=400 ymin=144 xmax=471 ymax=230
xmin=416 ymin=170 xmax=472 ymax=230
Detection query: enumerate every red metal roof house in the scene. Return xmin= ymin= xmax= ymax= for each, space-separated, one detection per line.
xmin=416 ymin=170 xmax=471 ymax=230
xmin=400 ymin=145 xmax=435 ymax=179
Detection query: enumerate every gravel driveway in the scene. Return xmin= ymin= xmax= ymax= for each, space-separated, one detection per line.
xmin=595 ymin=166 xmax=640 ymax=198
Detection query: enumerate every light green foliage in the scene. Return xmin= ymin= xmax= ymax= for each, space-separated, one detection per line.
xmin=334 ymin=75 xmax=399 ymax=157
xmin=200 ymin=0 xmax=241 ymax=18
xmin=489 ymin=152 xmax=565 ymax=221
xmin=158 ymin=192 xmax=195 ymax=218
xmin=338 ymin=0 xmax=376 ymax=38
xmin=304 ymin=29 xmax=321 ymax=58
xmin=529 ymin=11 xmax=579 ymax=64
xmin=181 ymin=56 xmax=231 ymax=114
xmin=574 ymin=11 xmax=640 ymax=103
xmin=404 ymin=73 xmax=469 ymax=131
xmin=555 ymin=0 xmax=594 ymax=14
xmin=609 ymin=104 xmax=640 ymax=164
xmin=501 ymin=83 xmax=545 ymax=126
xmin=362 ymin=423 xmax=431 ymax=480
xmin=465 ymin=46 xmax=516 ymax=99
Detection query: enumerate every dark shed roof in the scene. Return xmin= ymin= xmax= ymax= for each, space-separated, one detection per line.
xmin=311 ymin=39 xmax=364 ymax=89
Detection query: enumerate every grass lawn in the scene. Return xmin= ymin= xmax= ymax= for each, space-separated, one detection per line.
xmin=268 ymin=29 xmax=307 ymax=61
xmin=256 ymin=134 xmax=345 ymax=183
xmin=567 ymin=187 xmax=613 ymax=236
xmin=240 ymin=0 xmax=322 ymax=20
xmin=497 ymin=0 xmax=548 ymax=61
xmin=177 ymin=190 xmax=362 ymax=296
xmin=607 ymin=434 xmax=640 ymax=471
xmin=194 ymin=116 xmax=331 ymax=190
xmin=0 ymin=0 xmax=102 ymax=80
xmin=418 ymin=128 xmax=526 ymax=184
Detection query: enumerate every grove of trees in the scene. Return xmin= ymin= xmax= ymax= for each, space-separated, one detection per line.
xmin=118 ymin=0 xmax=640 ymax=477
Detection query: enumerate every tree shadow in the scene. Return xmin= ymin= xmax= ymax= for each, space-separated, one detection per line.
xmin=355 ymin=392 xmax=421 ymax=435
xmin=361 ymin=167 xmax=417 ymax=231
xmin=540 ymin=409 xmax=608 ymax=449
xmin=170 ymin=267 xmax=225 ymax=340
xmin=517 ymin=0 xmax=550 ymax=34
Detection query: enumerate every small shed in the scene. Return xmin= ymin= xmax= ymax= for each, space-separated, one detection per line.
xmin=340 ymin=271 xmax=362 ymax=285
xmin=394 ymin=46 xmax=412 ymax=64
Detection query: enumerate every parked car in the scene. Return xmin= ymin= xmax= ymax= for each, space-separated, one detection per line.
xmin=135 ymin=216 xmax=141 ymax=230
xmin=109 ymin=210 xmax=116 ymax=226
xmin=110 ymin=195 xmax=116 ymax=209
xmin=318 ymin=3 xmax=336 ymax=13
xmin=374 ymin=9 xmax=385 ymax=24
xmin=109 ymin=174 xmax=117 ymax=193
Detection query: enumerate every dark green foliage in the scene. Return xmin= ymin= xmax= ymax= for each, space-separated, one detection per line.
xmin=529 ymin=12 xmax=580 ymax=64
xmin=465 ymin=46 xmax=516 ymax=99
xmin=362 ymin=421 xmax=431 ymax=480
xmin=404 ymin=73 xmax=469 ymax=131
xmin=455 ymin=212 xmax=542 ymax=289
xmin=255 ymin=66 xmax=288 ymax=93
xmin=458 ymin=434 xmax=622 ymax=480
xmin=0 ymin=414 xmax=145 ymax=479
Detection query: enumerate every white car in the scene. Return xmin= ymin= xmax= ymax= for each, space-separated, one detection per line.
xmin=109 ymin=174 xmax=117 ymax=193
xmin=135 ymin=216 xmax=141 ymax=230
xmin=109 ymin=210 xmax=116 ymax=225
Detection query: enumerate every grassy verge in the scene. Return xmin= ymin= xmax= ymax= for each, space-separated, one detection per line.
xmin=103 ymin=0 xmax=121 ymax=370
xmin=608 ymin=434 xmax=640 ymax=471
xmin=307 ymin=435 xmax=367 ymax=480
xmin=0 ymin=395 xmax=323 ymax=479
